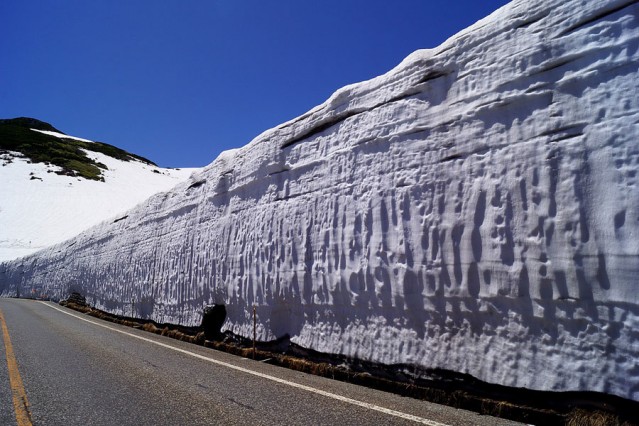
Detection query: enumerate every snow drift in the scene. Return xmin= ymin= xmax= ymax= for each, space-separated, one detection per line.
xmin=2 ymin=0 xmax=638 ymax=400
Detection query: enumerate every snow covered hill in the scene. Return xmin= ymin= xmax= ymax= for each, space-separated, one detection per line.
xmin=2 ymin=0 xmax=639 ymax=400
xmin=0 ymin=121 xmax=196 ymax=260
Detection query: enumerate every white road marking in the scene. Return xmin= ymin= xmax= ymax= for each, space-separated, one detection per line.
xmin=42 ymin=302 xmax=449 ymax=425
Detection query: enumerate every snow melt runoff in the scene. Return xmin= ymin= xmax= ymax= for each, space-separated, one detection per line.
xmin=2 ymin=0 xmax=639 ymax=400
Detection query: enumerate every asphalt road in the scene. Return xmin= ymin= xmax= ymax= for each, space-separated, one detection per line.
xmin=0 ymin=298 xmax=522 ymax=425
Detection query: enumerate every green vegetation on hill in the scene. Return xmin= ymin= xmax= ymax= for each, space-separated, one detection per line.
xmin=0 ymin=117 xmax=156 ymax=181
xmin=0 ymin=117 xmax=64 ymax=133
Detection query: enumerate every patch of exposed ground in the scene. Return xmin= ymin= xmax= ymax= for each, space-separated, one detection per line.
xmin=57 ymin=296 xmax=637 ymax=426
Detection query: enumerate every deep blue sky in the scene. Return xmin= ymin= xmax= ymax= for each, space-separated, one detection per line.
xmin=1 ymin=1 xmax=510 ymax=167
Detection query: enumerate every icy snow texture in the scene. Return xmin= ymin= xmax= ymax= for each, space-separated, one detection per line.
xmin=2 ymin=0 xmax=639 ymax=399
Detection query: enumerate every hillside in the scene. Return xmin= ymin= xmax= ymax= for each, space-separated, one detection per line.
xmin=0 ymin=119 xmax=197 ymax=260
xmin=2 ymin=0 xmax=638 ymax=401
xmin=0 ymin=117 xmax=154 ymax=180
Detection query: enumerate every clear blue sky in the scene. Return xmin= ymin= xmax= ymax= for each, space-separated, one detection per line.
xmin=1 ymin=1 xmax=510 ymax=168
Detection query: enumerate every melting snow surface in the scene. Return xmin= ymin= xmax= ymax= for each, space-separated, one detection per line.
xmin=0 ymin=150 xmax=196 ymax=261
xmin=2 ymin=0 xmax=639 ymax=400
xmin=30 ymin=128 xmax=95 ymax=143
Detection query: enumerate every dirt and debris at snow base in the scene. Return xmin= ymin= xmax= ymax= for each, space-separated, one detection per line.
xmin=1 ymin=0 xmax=639 ymax=402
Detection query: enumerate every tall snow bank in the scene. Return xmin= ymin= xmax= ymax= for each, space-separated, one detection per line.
xmin=2 ymin=0 xmax=639 ymax=399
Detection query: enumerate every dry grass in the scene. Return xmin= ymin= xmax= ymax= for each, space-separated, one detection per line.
xmin=142 ymin=323 xmax=159 ymax=333
xmin=57 ymin=299 xmax=636 ymax=426
xmin=566 ymin=408 xmax=630 ymax=426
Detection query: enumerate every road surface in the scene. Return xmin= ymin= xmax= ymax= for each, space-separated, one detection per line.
xmin=0 ymin=298 xmax=522 ymax=425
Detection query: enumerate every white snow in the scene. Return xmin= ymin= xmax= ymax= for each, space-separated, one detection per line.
xmin=30 ymin=128 xmax=94 ymax=143
xmin=0 ymin=150 xmax=196 ymax=261
xmin=2 ymin=0 xmax=639 ymax=400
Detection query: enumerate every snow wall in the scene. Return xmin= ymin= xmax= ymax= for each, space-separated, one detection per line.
xmin=2 ymin=0 xmax=639 ymax=400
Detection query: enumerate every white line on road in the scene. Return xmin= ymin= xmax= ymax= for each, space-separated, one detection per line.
xmin=42 ymin=302 xmax=449 ymax=425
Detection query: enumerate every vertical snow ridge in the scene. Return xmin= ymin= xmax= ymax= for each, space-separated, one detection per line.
xmin=2 ymin=0 xmax=639 ymax=400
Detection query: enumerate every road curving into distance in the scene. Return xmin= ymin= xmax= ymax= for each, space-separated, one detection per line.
xmin=0 ymin=298 xmax=521 ymax=425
